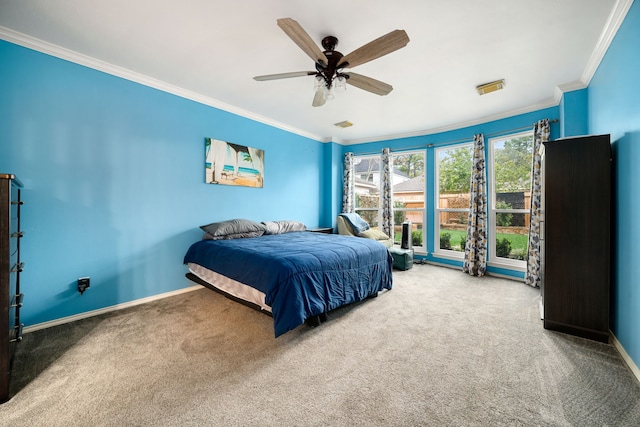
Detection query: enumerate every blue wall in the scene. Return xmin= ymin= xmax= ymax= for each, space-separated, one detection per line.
xmin=320 ymin=141 xmax=345 ymax=228
xmin=588 ymin=0 xmax=640 ymax=370
xmin=559 ymin=88 xmax=589 ymax=138
xmin=0 ymin=40 xmax=328 ymax=326
xmin=2 ymin=0 xmax=638 ymax=372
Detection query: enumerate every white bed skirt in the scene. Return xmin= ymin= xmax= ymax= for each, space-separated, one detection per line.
xmin=187 ymin=262 xmax=272 ymax=313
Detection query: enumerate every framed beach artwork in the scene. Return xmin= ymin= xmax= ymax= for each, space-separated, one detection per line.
xmin=205 ymin=138 xmax=264 ymax=188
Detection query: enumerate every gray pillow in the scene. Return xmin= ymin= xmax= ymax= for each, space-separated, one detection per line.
xmin=262 ymin=220 xmax=307 ymax=235
xmin=203 ymin=230 xmax=265 ymax=240
xmin=200 ymin=219 xmax=266 ymax=239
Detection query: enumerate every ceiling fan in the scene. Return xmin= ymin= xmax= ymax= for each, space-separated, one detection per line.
xmin=253 ymin=18 xmax=410 ymax=107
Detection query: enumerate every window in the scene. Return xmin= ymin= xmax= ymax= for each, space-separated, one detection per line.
xmin=392 ymin=151 xmax=426 ymax=252
xmin=435 ymin=144 xmax=473 ymax=257
xmin=351 ymin=152 xmax=426 ymax=252
xmin=489 ymin=131 xmax=534 ymax=267
xmin=353 ymin=155 xmax=382 ymax=228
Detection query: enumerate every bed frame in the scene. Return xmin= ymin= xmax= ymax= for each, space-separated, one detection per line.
xmin=184 ymin=231 xmax=392 ymax=336
xmin=185 ymin=272 xmax=378 ymax=328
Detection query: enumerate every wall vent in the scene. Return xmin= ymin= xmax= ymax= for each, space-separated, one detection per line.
xmin=334 ymin=120 xmax=353 ymax=128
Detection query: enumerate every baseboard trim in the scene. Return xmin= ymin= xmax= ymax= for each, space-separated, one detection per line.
xmin=611 ymin=332 xmax=640 ymax=384
xmin=486 ymin=271 xmax=525 ymax=282
xmin=421 ymin=260 xmax=462 ymax=270
xmin=419 ymin=260 xmax=524 ymax=283
xmin=23 ymin=285 xmax=202 ymax=334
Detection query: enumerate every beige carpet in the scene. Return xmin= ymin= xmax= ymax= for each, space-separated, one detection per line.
xmin=2 ymin=264 xmax=639 ymax=426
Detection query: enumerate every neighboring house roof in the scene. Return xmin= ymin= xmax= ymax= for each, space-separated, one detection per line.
xmin=354 ymin=158 xmax=408 ymax=178
xmin=393 ymin=175 xmax=425 ymax=192
xmin=354 ymin=158 xmax=378 ymax=173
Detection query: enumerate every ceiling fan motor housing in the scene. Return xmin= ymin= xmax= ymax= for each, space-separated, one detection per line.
xmin=321 ymin=36 xmax=338 ymax=51
xmin=316 ymin=36 xmax=348 ymax=88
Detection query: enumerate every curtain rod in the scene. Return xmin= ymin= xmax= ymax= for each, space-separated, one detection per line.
xmin=351 ymin=118 xmax=558 ymax=155
xmin=485 ymin=118 xmax=559 ymax=139
xmin=423 ymin=118 xmax=558 ymax=148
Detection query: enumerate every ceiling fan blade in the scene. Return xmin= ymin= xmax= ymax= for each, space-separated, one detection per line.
xmin=277 ymin=18 xmax=328 ymax=66
xmin=339 ymin=29 xmax=410 ymax=69
xmin=312 ymin=90 xmax=326 ymax=107
xmin=253 ymin=71 xmax=316 ymax=81
xmin=345 ymin=72 xmax=393 ymax=96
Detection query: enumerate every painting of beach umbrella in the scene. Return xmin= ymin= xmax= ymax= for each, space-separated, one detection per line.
xmin=205 ymin=138 xmax=264 ymax=188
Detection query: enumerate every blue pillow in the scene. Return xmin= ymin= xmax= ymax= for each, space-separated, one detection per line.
xmin=339 ymin=213 xmax=370 ymax=235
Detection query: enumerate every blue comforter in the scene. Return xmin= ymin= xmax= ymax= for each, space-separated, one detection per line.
xmin=183 ymin=232 xmax=393 ymax=337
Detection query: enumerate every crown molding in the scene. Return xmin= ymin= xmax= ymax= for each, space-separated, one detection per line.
xmin=555 ymin=80 xmax=588 ymax=98
xmin=341 ymin=97 xmax=560 ymax=145
xmin=0 ymin=26 xmax=326 ymax=143
xmin=2 ymin=0 xmax=631 ymax=147
xmin=581 ymin=0 xmax=634 ymax=86
xmin=341 ymin=0 xmax=633 ymax=148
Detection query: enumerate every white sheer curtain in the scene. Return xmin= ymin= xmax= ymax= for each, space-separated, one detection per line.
xmin=211 ymin=140 xmax=227 ymax=183
xmin=247 ymin=147 xmax=264 ymax=176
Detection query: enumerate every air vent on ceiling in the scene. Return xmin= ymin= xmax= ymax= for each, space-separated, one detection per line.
xmin=334 ymin=120 xmax=353 ymax=128
xmin=476 ymin=79 xmax=505 ymax=95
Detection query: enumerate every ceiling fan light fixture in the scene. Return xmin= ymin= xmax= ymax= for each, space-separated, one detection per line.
xmin=476 ymin=79 xmax=506 ymax=95
xmin=324 ymin=86 xmax=335 ymax=100
xmin=334 ymin=75 xmax=347 ymax=92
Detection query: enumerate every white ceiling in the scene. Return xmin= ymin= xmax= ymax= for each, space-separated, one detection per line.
xmin=0 ymin=0 xmax=625 ymax=143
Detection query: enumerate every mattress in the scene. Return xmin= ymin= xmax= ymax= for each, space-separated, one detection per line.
xmin=187 ymin=262 xmax=271 ymax=313
xmin=184 ymin=231 xmax=393 ymax=337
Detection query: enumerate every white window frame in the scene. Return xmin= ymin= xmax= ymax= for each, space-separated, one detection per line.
xmin=434 ymin=143 xmax=473 ymax=260
xmin=353 ymin=154 xmax=382 ymax=228
xmin=487 ymin=130 xmax=533 ymax=271
xmin=391 ymin=150 xmax=427 ymax=253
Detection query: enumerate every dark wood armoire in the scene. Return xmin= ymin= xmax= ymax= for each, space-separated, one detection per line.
xmin=542 ymin=134 xmax=611 ymax=343
xmin=1 ymin=174 xmax=24 ymax=403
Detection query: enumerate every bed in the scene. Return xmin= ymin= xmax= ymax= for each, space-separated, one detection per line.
xmin=183 ymin=220 xmax=393 ymax=337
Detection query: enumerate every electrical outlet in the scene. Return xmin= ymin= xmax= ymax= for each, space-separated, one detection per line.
xmin=78 ymin=277 xmax=90 ymax=295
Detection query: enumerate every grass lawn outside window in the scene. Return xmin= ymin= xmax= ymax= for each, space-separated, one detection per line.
xmin=439 ymin=229 xmax=528 ymax=260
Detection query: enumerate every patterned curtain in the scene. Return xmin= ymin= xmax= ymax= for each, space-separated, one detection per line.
xmin=525 ymin=119 xmax=550 ymax=287
xmin=463 ymin=134 xmax=487 ymax=277
xmin=342 ymin=152 xmax=354 ymax=213
xmin=381 ymin=148 xmax=393 ymax=237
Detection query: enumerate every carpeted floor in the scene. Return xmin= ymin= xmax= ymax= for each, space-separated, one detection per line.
xmin=1 ymin=264 xmax=639 ymax=426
